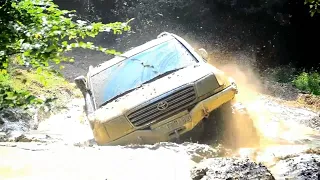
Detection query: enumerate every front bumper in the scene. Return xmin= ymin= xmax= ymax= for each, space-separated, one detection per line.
xmin=98 ymin=85 xmax=237 ymax=146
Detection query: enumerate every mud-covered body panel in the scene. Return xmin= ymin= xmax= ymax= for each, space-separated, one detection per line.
xmin=77 ymin=32 xmax=238 ymax=145
xmin=94 ymin=85 xmax=237 ymax=146
xmin=94 ymin=64 xmax=215 ymax=122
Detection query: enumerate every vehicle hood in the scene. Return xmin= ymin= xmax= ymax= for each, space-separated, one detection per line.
xmin=93 ymin=63 xmax=225 ymax=123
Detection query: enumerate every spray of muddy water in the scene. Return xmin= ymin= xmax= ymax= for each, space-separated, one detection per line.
xmin=35 ymin=48 xmax=318 ymax=167
xmin=1 ymin=55 xmax=319 ymax=180
xmin=205 ymin=52 xmax=320 ymax=169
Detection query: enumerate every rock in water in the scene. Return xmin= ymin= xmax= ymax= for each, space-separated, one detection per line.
xmin=0 ymin=108 xmax=33 ymax=133
xmin=271 ymin=154 xmax=320 ymax=180
xmin=191 ymin=158 xmax=275 ymax=180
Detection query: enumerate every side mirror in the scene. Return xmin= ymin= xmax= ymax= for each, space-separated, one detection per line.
xmin=157 ymin=32 xmax=170 ymax=38
xmin=74 ymin=75 xmax=88 ymax=97
xmin=198 ymin=48 xmax=209 ymax=60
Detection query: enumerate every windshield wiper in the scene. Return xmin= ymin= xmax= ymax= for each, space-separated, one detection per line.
xmin=98 ymin=66 xmax=187 ymax=108
xmin=99 ymin=87 xmax=137 ymax=108
xmin=141 ymin=66 xmax=187 ymax=85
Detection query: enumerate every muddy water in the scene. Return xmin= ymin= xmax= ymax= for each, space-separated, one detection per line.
xmin=0 ymin=143 xmax=196 ymax=180
xmin=233 ymin=92 xmax=320 ymax=179
xmin=1 ymin=61 xmax=320 ymax=179
xmin=1 ymin=64 xmax=319 ymax=179
xmin=1 ymin=92 xmax=319 ymax=179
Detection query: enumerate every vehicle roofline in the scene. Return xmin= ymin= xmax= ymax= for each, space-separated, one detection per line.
xmin=168 ymin=33 xmax=205 ymax=63
xmin=88 ymin=32 xmax=205 ymax=76
xmin=88 ymin=34 xmax=175 ymax=76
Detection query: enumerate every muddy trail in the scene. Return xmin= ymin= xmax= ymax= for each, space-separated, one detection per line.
xmin=1 ymin=79 xmax=320 ymax=179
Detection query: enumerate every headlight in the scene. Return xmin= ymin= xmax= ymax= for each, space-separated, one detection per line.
xmin=92 ymin=120 xmax=110 ymax=144
xmin=195 ymin=74 xmax=221 ymax=97
xmin=103 ymin=116 xmax=133 ymax=140
xmin=90 ymin=112 xmax=133 ymax=143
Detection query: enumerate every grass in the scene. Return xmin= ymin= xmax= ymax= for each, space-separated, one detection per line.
xmin=0 ymin=68 xmax=82 ymax=111
xmin=9 ymin=69 xmax=79 ymax=99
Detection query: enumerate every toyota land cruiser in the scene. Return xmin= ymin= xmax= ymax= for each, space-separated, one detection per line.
xmin=75 ymin=32 xmax=258 ymax=146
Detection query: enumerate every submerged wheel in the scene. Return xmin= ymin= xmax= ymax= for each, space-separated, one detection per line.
xmin=179 ymin=121 xmax=205 ymax=143
xmin=201 ymin=101 xmax=260 ymax=148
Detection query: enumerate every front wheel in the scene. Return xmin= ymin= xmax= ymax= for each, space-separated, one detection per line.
xmin=201 ymin=101 xmax=260 ymax=149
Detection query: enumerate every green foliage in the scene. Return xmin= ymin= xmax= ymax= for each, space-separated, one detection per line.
xmin=266 ymin=65 xmax=320 ymax=96
xmin=305 ymin=0 xmax=320 ymax=17
xmin=293 ymin=72 xmax=320 ymax=95
xmin=0 ymin=0 xmax=131 ymax=109
xmin=0 ymin=73 xmax=43 ymax=110
xmin=0 ymin=0 xmax=132 ymax=70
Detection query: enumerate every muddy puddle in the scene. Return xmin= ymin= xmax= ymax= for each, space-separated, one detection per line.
xmin=1 ymin=131 xmax=319 ymax=180
xmin=1 ymin=94 xmax=319 ymax=179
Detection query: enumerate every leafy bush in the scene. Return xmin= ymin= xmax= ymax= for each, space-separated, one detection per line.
xmin=305 ymin=0 xmax=320 ymax=17
xmin=0 ymin=0 xmax=131 ymax=109
xmin=0 ymin=0 xmax=132 ymax=70
xmin=293 ymin=72 xmax=320 ymax=95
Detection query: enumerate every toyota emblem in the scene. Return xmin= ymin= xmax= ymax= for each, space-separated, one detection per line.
xmin=157 ymin=101 xmax=169 ymax=111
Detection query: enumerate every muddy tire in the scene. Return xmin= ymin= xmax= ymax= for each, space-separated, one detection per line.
xmin=201 ymin=101 xmax=260 ymax=148
xmin=179 ymin=121 xmax=205 ymax=143
xmin=225 ymin=102 xmax=260 ymax=148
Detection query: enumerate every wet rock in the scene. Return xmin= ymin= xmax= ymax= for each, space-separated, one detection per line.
xmin=191 ymin=158 xmax=275 ymax=180
xmin=1 ymin=110 xmax=18 ymax=122
xmin=13 ymin=134 xmax=34 ymax=142
xmin=271 ymin=154 xmax=320 ymax=180
xmin=0 ymin=117 xmax=4 ymax=125
xmin=16 ymin=134 xmax=37 ymax=142
xmin=0 ymin=132 xmax=6 ymax=142
xmin=0 ymin=108 xmax=35 ymax=136
xmin=0 ymin=108 xmax=31 ymax=122
xmin=6 ymin=132 xmax=57 ymax=143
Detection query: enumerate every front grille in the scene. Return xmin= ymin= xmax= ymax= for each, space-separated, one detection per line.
xmin=127 ymin=85 xmax=197 ymax=127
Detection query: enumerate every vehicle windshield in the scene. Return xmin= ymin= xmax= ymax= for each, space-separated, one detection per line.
xmin=91 ymin=38 xmax=198 ymax=107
